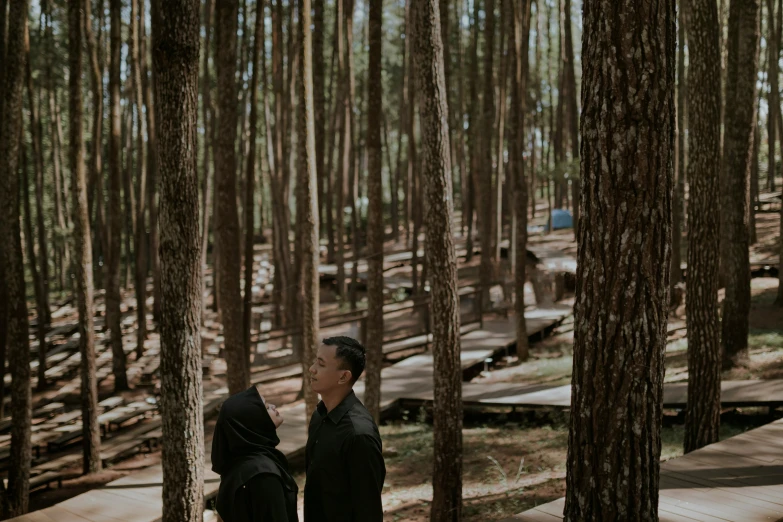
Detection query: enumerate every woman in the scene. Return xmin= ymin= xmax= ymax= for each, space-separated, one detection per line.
xmin=211 ymin=385 xmax=298 ymax=522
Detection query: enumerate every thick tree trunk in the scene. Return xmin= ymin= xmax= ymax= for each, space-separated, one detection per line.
xmin=152 ymin=1 xmax=205 ymax=518
xmin=672 ymin=0 xmax=687 ymax=296
xmin=0 ymin=0 xmax=8 ymax=426
xmin=411 ymin=3 xmax=463 ymax=520
xmin=685 ymin=0 xmax=723 ymax=454
xmin=767 ymin=0 xmax=779 ymax=193
xmin=131 ymin=0 xmax=148 ymax=356
xmin=68 ymin=0 xmax=103 ymax=476
xmin=0 ymin=4 xmax=32 ymax=515
xmin=298 ymin=0 xmax=320 ymax=419
xmin=564 ymin=1 xmax=674 ymax=519
xmin=108 ymin=0 xmax=128 ymax=391
xmin=512 ymin=0 xmax=532 ymax=362
xmin=364 ymin=0 xmax=384 ymax=423
xmin=244 ymin=0 xmax=263 ymax=364
xmin=215 ymin=0 xmax=250 ymax=394
xmin=479 ymin=0 xmax=496 ymax=306
xmin=721 ymin=0 xmax=760 ymax=366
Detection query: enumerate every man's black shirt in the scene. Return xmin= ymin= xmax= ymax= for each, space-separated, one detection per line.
xmin=304 ymin=390 xmax=385 ymax=522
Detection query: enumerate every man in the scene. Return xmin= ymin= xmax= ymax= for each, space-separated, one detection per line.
xmin=305 ymin=336 xmax=386 ymax=521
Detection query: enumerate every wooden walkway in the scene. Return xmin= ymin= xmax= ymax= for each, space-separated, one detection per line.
xmin=504 ymin=417 xmax=783 ymax=522
xmin=6 ymin=306 xmax=571 ymax=522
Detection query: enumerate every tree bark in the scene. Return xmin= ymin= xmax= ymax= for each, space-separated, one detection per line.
xmin=672 ymin=0 xmax=687 ymax=297
xmin=298 ymin=0 xmax=321 ymax=420
xmin=215 ymin=0 xmax=250 ymax=394
xmin=685 ymin=0 xmax=723 ymax=454
xmin=123 ymin=101 xmax=136 ymax=291
xmin=563 ymin=0 xmax=579 ymax=234
xmin=0 ymin=0 xmax=8 ymax=427
xmin=244 ymin=0 xmax=263 ymax=364
xmin=131 ymin=0 xmax=148 ymax=356
xmin=767 ymin=0 xmax=780 ymax=193
xmin=466 ymin=0 xmax=479 ymax=259
xmin=152 ymin=0 xmax=205 ymax=518
xmin=480 ymin=0 xmax=496 ymax=306
xmin=564 ymin=0 xmax=674 ymax=519
xmin=411 ymin=2 xmax=463 ymax=520
xmin=364 ymin=0 xmax=384 ymax=423
xmin=200 ymin=0 xmax=214 ymax=325
xmin=108 ymin=0 xmax=129 ymax=391
xmin=84 ymin=0 xmax=106 ymax=293
xmin=335 ymin=0 xmax=348 ymax=299
xmin=721 ymin=0 xmax=760 ymax=365
xmin=0 ymin=3 xmax=32 ymax=515
xmin=21 ymin=140 xmax=48 ymax=394
xmin=512 ymin=0 xmax=532 ymax=363
xmin=494 ymin=5 xmax=509 ymax=264
xmin=314 ymin=0 xmax=326 ymax=239
xmin=68 ymin=0 xmax=103 ymax=476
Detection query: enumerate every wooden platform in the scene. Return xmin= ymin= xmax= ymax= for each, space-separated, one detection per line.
xmin=504 ymin=418 xmax=783 ymax=522
xmin=6 ymin=306 xmax=571 ymax=522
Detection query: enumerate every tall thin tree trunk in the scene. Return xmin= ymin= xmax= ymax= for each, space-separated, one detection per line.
xmin=21 ymin=142 xmax=48 ymax=392
xmin=347 ymin=0 xmax=360 ymax=309
xmin=767 ymin=0 xmax=779 ymax=193
xmin=672 ymin=0 xmax=687 ymax=297
xmin=411 ymin=2 xmax=463 ymax=519
xmin=152 ymin=1 xmax=205 ymax=519
xmin=494 ymin=5 xmax=509 ymax=264
xmin=721 ymin=0 xmax=760 ymax=365
xmin=298 ymin=0 xmax=320 ymax=419
xmin=215 ymin=0 xmax=250 ymax=394
xmin=131 ymin=0 xmax=148 ymax=356
xmin=244 ymin=0 xmax=264 ymax=364
xmin=364 ymin=0 xmax=384 ymax=423
xmin=479 ymin=0 xmax=496 ymax=305
xmin=0 ymin=3 xmax=32 ymax=514
xmin=512 ymin=0 xmax=532 ymax=362
xmin=335 ymin=0 xmax=348 ymax=299
xmin=84 ymin=0 xmax=106 ymax=293
xmin=108 ymin=0 xmax=128 ymax=391
xmin=466 ymin=0 xmax=479 ymax=259
xmin=685 ymin=0 xmax=723 ymax=454
xmin=123 ymin=103 xmax=136 ymax=291
xmin=564 ymin=1 xmax=674 ymax=517
xmin=201 ymin=0 xmax=214 ymax=324
xmin=0 ymin=0 xmax=8 ymax=425
xmin=24 ymin=30 xmax=52 ymax=329
xmin=68 ymin=0 xmax=103 ymax=476
xmin=314 ymin=0 xmax=326 ymax=240
xmin=563 ymin=0 xmax=579 ymax=234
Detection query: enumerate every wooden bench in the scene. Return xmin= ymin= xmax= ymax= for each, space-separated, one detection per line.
xmin=29 ymin=471 xmax=68 ymax=491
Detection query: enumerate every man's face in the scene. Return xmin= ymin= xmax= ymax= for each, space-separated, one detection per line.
xmin=309 ymin=344 xmax=351 ymax=394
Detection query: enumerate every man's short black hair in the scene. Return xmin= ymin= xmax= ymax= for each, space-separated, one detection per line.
xmin=323 ymin=336 xmax=366 ymax=384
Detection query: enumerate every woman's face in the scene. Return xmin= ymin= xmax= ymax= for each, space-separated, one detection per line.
xmin=266 ymin=403 xmax=284 ymax=428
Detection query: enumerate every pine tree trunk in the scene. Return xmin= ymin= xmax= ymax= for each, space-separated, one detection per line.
xmin=563 ymin=0 xmax=579 ymax=234
xmin=152 ymin=1 xmax=205 ymax=518
xmin=215 ymin=0 xmax=250 ymax=394
xmin=298 ymin=0 xmax=321 ymax=419
xmin=200 ymin=0 xmax=214 ymax=325
xmin=84 ymin=0 xmax=106 ymax=293
xmin=494 ymin=5 xmax=509 ymax=264
xmin=142 ymin=3 xmax=161 ymax=325
xmin=564 ymin=2 xmax=674 ymax=518
xmin=512 ymin=0 xmax=532 ymax=362
xmin=324 ymin=27 xmax=339 ymax=260
xmin=750 ymin=113 xmax=760 ymax=245
xmin=335 ymin=0 xmax=348 ymax=299
xmin=131 ymin=0 xmax=148 ymax=356
xmin=685 ymin=0 xmax=723 ymax=454
xmin=314 ymin=0 xmax=326 ymax=239
xmin=346 ymin=0 xmax=360 ymax=309
xmin=25 ymin=29 xmax=52 ymax=328
xmin=0 ymin=0 xmax=8 ymax=424
xmin=364 ymin=0 xmax=384 ymax=423
xmin=411 ymin=2 xmax=463 ymax=520
xmin=244 ymin=0 xmax=263 ymax=364
xmin=0 ymin=4 xmax=32 ymax=514
xmin=108 ymin=0 xmax=128 ymax=391
xmin=480 ymin=0 xmax=496 ymax=306
xmin=123 ymin=103 xmax=136 ymax=291
xmin=672 ymin=0 xmax=687 ymax=296
xmin=767 ymin=0 xmax=779 ymax=193
xmin=466 ymin=0 xmax=480 ymax=259
xmin=721 ymin=0 xmax=760 ymax=366
xmin=21 ymin=142 xmax=48 ymax=393
xmin=68 ymin=0 xmax=103 ymax=476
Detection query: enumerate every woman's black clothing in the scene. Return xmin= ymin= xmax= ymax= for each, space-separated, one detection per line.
xmin=211 ymin=386 xmax=298 ymax=522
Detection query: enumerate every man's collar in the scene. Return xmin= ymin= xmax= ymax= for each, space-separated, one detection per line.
xmin=317 ymin=390 xmax=359 ymax=424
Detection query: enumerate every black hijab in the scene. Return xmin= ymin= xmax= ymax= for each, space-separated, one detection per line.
xmin=211 ymin=386 xmax=297 ymax=521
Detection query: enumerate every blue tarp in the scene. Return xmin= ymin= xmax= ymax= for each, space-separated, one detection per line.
xmin=549 ymin=209 xmax=573 ymax=230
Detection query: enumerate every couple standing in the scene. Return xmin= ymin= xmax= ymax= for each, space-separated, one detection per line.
xmin=211 ymin=336 xmax=386 ymax=522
